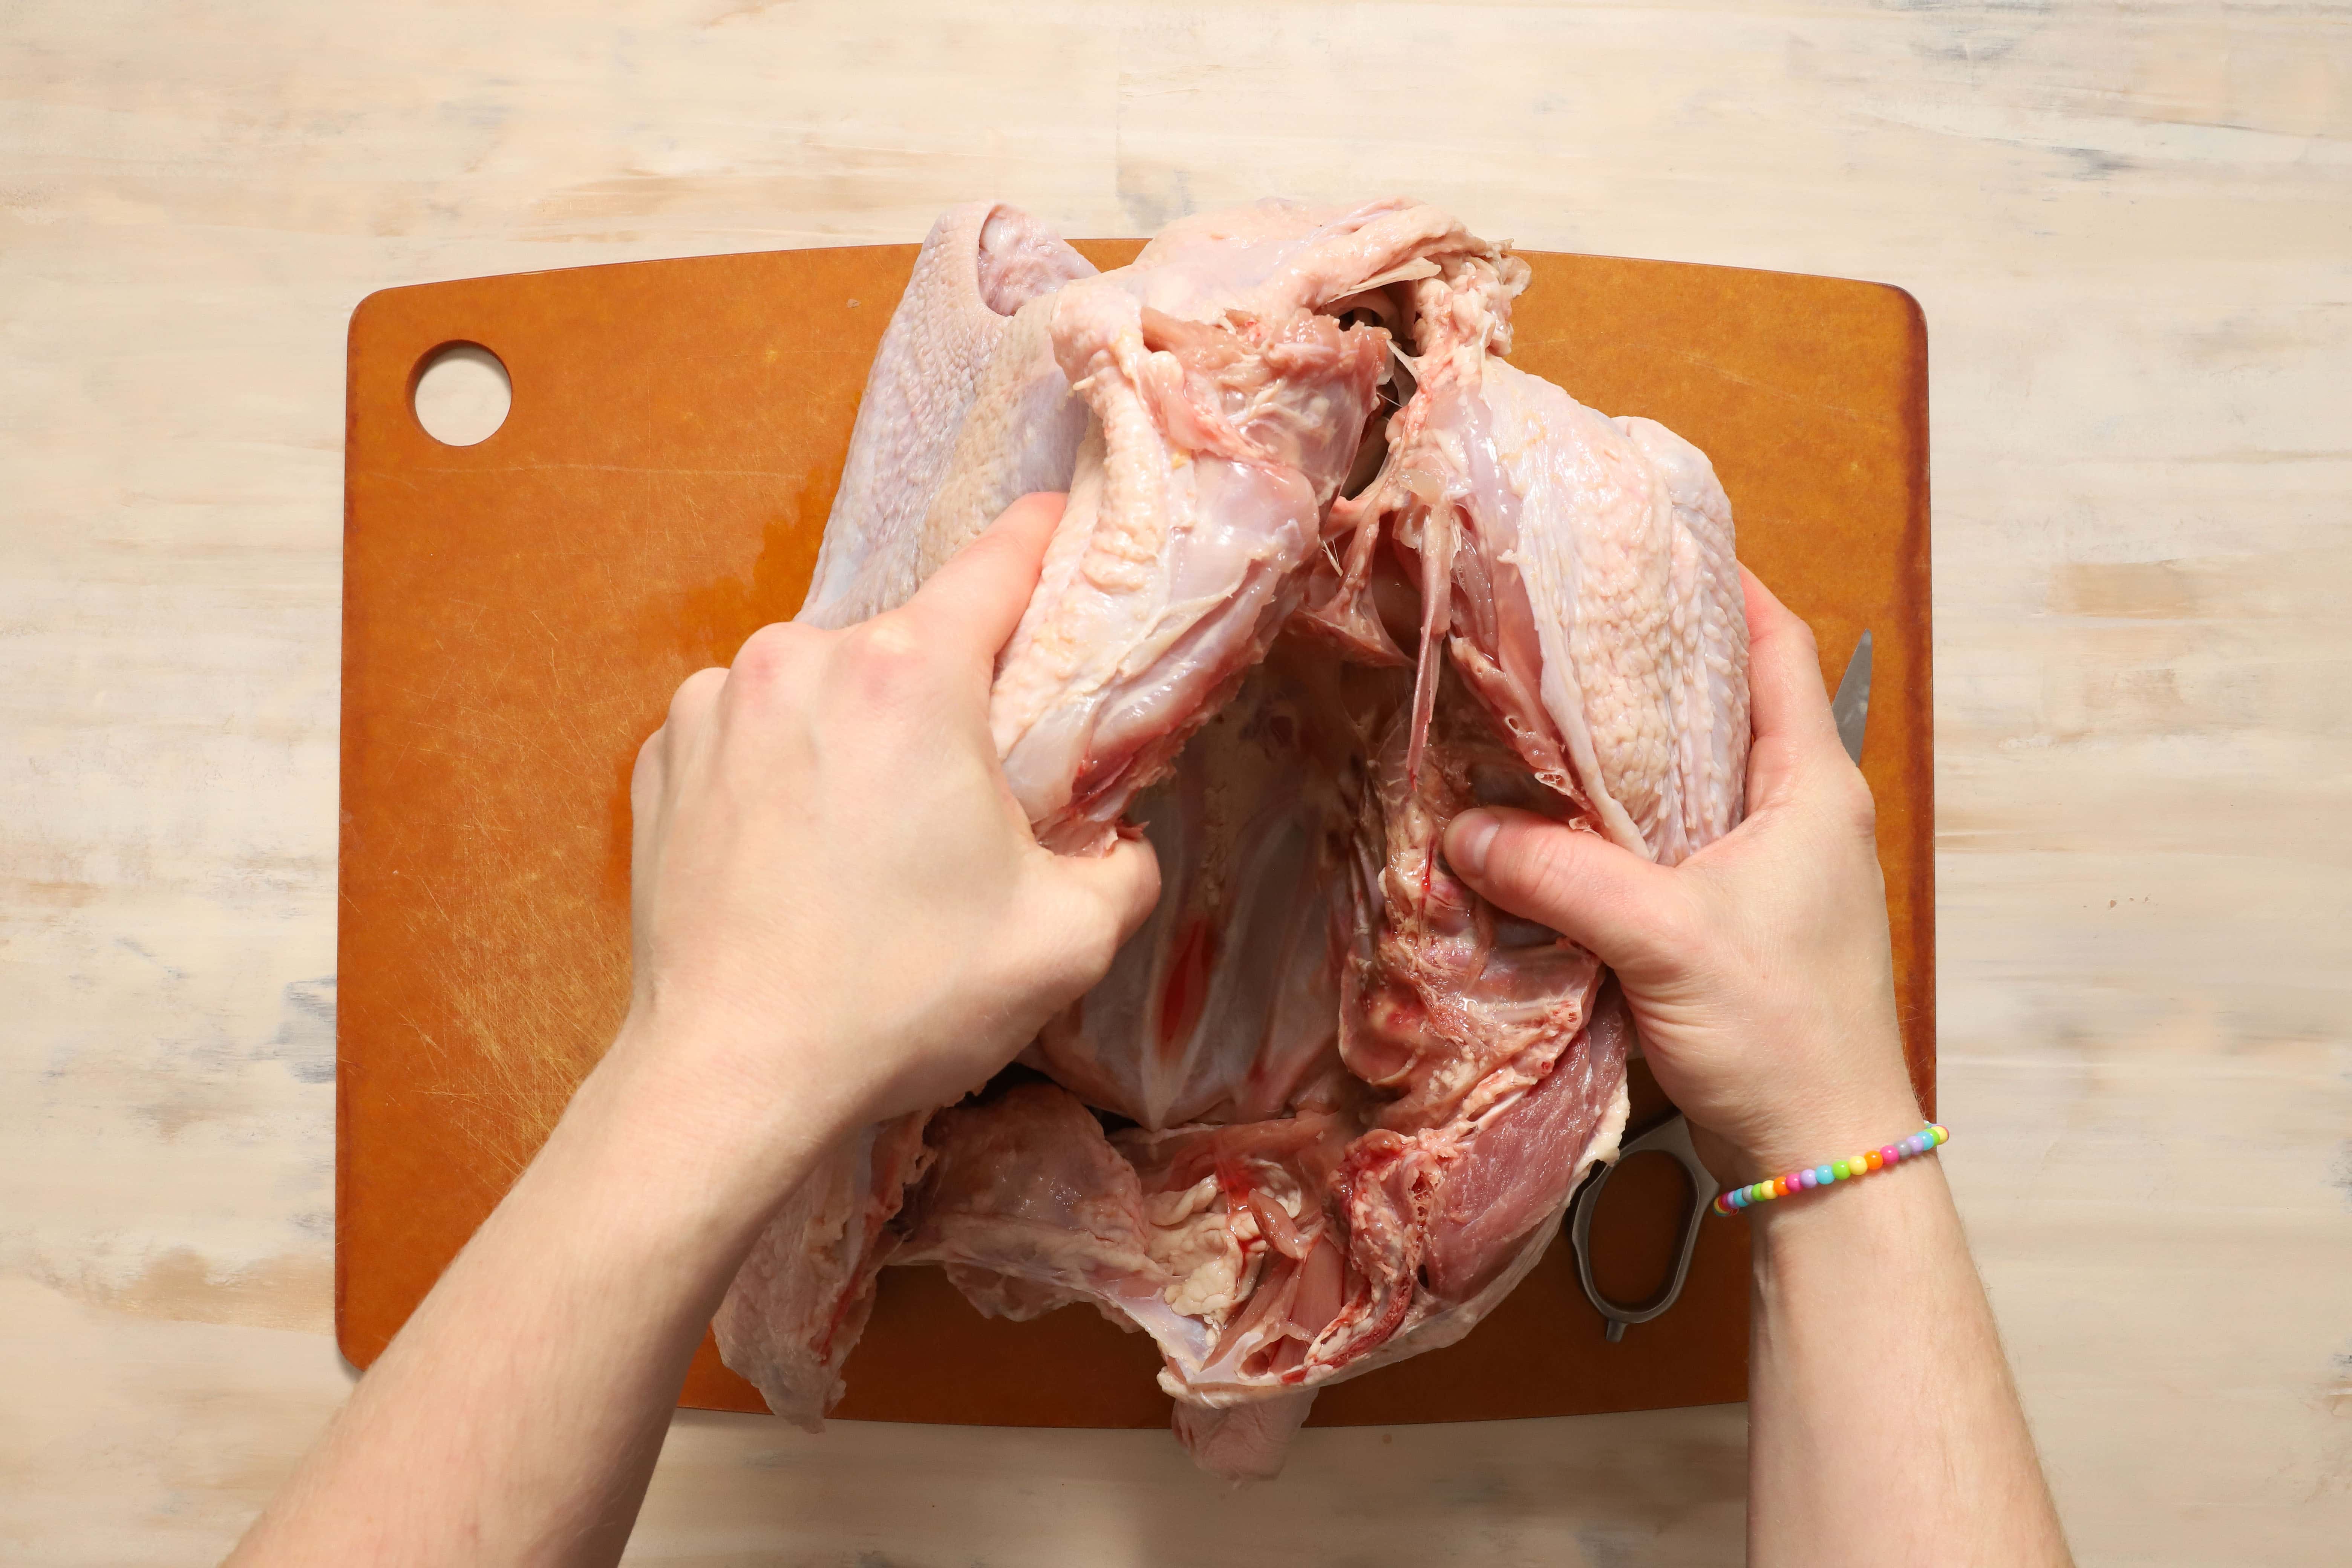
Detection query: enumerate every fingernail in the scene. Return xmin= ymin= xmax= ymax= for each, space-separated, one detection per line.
xmin=1449 ymin=810 xmax=1499 ymax=878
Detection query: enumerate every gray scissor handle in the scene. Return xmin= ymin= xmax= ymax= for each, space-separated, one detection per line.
xmin=1568 ymin=1112 xmax=1721 ymax=1342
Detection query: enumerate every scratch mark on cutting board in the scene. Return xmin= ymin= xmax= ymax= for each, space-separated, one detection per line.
xmin=1656 ymin=346 xmax=1896 ymax=430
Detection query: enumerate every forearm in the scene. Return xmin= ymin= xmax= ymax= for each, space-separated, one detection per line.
xmin=230 ymin=1026 xmax=834 ymax=1568
xmin=1747 ymin=1138 xmax=2070 ymax=1566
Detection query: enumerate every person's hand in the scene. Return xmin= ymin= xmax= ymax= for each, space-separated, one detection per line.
xmin=620 ymin=493 xmax=1161 ymax=1158
xmin=1442 ymin=568 xmax=1920 ymax=1180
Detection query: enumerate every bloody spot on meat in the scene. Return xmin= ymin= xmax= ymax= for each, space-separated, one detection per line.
xmin=1156 ymin=918 xmax=1219 ymax=1058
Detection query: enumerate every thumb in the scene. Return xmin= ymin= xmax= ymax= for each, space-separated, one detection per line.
xmin=897 ymin=492 xmax=1067 ymax=663
xmin=1445 ymin=807 xmax=1684 ymax=978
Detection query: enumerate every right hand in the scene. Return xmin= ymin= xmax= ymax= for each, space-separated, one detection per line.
xmin=1442 ymin=567 xmax=1922 ymax=1180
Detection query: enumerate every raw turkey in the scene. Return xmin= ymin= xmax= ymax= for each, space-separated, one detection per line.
xmin=714 ymin=198 xmax=1750 ymax=1481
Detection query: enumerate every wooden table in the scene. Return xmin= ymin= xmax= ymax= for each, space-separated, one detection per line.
xmin=3 ymin=4 xmax=2346 ymax=1563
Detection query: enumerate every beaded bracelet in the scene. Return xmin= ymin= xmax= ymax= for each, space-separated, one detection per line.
xmin=1710 ymin=1124 xmax=1949 ymax=1215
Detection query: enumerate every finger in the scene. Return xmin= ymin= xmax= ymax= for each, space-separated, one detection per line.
xmin=624 ymin=730 xmax=665 ymax=963
xmin=629 ymin=728 xmax=665 ymax=816
xmin=897 ymin=492 xmax=1067 ymax=661
xmin=627 ymin=729 xmax=666 ymax=885
xmin=1038 ymin=833 xmax=1164 ymax=977
xmin=629 ymin=728 xmax=668 ymax=847
xmin=1444 ymin=807 xmax=1684 ymax=977
xmin=656 ymin=665 xmax=727 ymax=771
xmin=1739 ymin=566 xmax=1848 ymax=804
xmin=665 ymin=665 xmax=728 ymax=732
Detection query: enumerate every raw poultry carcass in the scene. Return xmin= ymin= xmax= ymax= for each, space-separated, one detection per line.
xmin=715 ymin=198 xmax=1750 ymax=1480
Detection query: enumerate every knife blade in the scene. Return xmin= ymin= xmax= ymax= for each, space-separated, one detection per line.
xmin=1831 ymin=630 xmax=1872 ymax=766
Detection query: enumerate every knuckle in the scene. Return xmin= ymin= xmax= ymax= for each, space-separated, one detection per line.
xmin=1123 ymin=852 xmax=1164 ymax=927
xmin=1832 ymin=768 xmax=1879 ymax=836
xmin=840 ymin=618 xmax=936 ymax=702
xmin=666 ymin=666 xmax=726 ymax=726
xmin=1640 ymin=890 xmax=1703 ymax=960
xmin=1035 ymin=877 xmax=1133 ymax=992
xmin=732 ymin=622 xmax=815 ymax=684
xmin=630 ymin=730 xmax=663 ymax=792
xmin=1073 ymin=920 xmax=1124 ymax=986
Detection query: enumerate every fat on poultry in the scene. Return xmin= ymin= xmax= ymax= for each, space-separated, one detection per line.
xmin=715 ymin=197 xmax=1750 ymax=1481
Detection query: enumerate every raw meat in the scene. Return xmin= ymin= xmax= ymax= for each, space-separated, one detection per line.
xmin=799 ymin=203 xmax=1096 ymax=630
xmin=1024 ymin=641 xmax=1370 ymax=1131
xmin=714 ymin=198 xmax=1749 ymax=1480
xmin=713 ymin=1112 xmax=932 ymax=1427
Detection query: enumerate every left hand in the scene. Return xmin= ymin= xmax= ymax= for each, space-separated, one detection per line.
xmin=620 ymin=493 xmax=1161 ymax=1159
xmin=1441 ymin=567 xmax=1917 ymax=1181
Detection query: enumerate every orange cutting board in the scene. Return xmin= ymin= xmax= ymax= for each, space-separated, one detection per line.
xmin=338 ymin=238 xmax=1931 ymax=1427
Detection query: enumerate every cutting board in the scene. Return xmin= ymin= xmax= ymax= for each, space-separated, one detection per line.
xmin=338 ymin=237 xmax=1932 ymax=1427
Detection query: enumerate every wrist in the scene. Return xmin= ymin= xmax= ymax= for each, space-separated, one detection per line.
xmin=1717 ymin=1095 xmax=1946 ymax=1242
xmin=558 ymin=1012 xmax=863 ymax=1242
xmin=1740 ymin=1125 xmax=1953 ymax=1260
xmin=1715 ymin=1077 xmax=1927 ymax=1192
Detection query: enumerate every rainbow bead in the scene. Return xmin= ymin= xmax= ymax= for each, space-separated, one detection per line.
xmin=1712 ymin=1124 xmax=1950 ymax=1217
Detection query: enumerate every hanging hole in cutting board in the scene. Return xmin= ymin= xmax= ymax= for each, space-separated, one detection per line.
xmin=412 ymin=342 xmax=511 ymax=447
xmin=1584 ymin=1148 xmax=1697 ymax=1310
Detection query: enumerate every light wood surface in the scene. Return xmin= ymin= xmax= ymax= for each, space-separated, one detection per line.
xmin=3 ymin=3 xmax=2345 ymax=1563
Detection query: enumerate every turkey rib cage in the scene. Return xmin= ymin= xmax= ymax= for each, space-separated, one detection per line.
xmin=713 ymin=199 xmax=1751 ymax=1481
